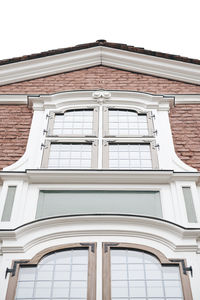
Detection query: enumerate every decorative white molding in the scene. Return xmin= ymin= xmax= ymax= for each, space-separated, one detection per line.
xmin=173 ymin=94 xmax=200 ymax=104
xmin=1 ymin=46 xmax=200 ymax=86
xmin=0 ymin=216 xmax=199 ymax=253
xmin=0 ymin=170 xmax=199 ymax=185
xmin=92 ymin=90 xmax=111 ymax=99
xmin=0 ymin=95 xmax=27 ymax=104
xmin=27 ymin=90 xmax=174 ymax=111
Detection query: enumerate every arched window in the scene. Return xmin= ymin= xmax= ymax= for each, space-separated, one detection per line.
xmin=6 ymin=243 xmax=192 ymax=300
xmin=6 ymin=243 xmax=96 ymax=300
xmin=42 ymin=107 xmax=158 ymax=169
xmin=103 ymin=243 xmax=192 ymax=300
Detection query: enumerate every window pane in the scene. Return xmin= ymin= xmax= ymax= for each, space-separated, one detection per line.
xmin=111 ymin=249 xmax=184 ymax=300
xmin=53 ymin=109 xmax=93 ymax=135
xmin=36 ymin=191 xmax=162 ymax=219
xmin=15 ymin=249 xmax=88 ymax=300
xmin=108 ymin=109 xmax=148 ymax=136
xmin=182 ymin=187 xmax=197 ymax=223
xmin=109 ymin=144 xmax=152 ymax=169
xmin=48 ymin=143 xmax=92 ymax=169
xmin=1 ymin=186 xmax=16 ymax=221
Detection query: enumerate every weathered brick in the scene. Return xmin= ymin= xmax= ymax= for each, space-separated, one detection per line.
xmin=0 ymin=105 xmax=32 ymax=169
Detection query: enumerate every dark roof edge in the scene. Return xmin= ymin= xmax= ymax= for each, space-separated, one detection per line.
xmin=1 ymin=40 xmax=200 ymax=67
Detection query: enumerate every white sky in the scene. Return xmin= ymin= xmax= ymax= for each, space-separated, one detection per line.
xmin=1 ymin=0 xmax=200 ymax=61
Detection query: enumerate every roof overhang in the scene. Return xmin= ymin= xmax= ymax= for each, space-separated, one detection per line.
xmin=1 ymin=46 xmax=200 ymax=86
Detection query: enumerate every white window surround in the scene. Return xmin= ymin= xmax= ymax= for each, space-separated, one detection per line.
xmin=2 ymin=90 xmax=196 ymax=173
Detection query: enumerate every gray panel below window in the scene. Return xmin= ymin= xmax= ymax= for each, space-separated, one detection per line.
xmin=36 ymin=191 xmax=162 ymax=219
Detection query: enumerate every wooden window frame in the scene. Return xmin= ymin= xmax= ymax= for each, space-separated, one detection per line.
xmin=47 ymin=107 xmax=99 ymax=138
xmin=102 ymin=242 xmax=193 ymax=300
xmin=6 ymin=243 xmax=96 ymax=300
xmin=41 ymin=140 xmax=98 ymax=169
xmin=102 ymin=140 xmax=159 ymax=169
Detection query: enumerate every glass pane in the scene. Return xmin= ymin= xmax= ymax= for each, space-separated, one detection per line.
xmin=109 ymin=144 xmax=152 ymax=169
xmin=15 ymin=249 xmax=88 ymax=300
xmin=48 ymin=143 xmax=92 ymax=169
xmin=36 ymin=191 xmax=162 ymax=219
xmin=1 ymin=186 xmax=16 ymax=221
xmin=53 ymin=109 xmax=93 ymax=135
xmin=111 ymin=249 xmax=184 ymax=300
xmin=182 ymin=187 xmax=197 ymax=223
xmin=108 ymin=109 xmax=148 ymax=136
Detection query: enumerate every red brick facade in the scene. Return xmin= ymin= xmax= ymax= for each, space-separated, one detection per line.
xmin=0 ymin=105 xmax=32 ymax=170
xmin=0 ymin=66 xmax=200 ymax=170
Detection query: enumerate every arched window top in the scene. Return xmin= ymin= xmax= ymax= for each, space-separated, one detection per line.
xmin=15 ymin=248 xmax=89 ymax=300
xmin=6 ymin=243 xmax=96 ymax=300
xmin=103 ymin=243 xmax=192 ymax=300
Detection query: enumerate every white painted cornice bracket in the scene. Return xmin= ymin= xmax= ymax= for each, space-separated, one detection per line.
xmin=1 ymin=46 xmax=200 ymax=86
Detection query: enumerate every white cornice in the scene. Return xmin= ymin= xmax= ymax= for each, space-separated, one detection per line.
xmin=173 ymin=94 xmax=200 ymax=104
xmin=28 ymin=90 xmax=173 ymax=111
xmin=0 ymin=170 xmax=199 ymax=185
xmin=0 ymin=95 xmax=27 ymax=104
xmin=2 ymin=93 xmax=200 ymax=106
xmin=0 ymin=216 xmax=199 ymax=253
xmin=0 ymin=46 xmax=200 ymax=86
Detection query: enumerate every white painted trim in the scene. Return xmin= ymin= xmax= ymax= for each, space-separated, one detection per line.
xmin=1 ymin=46 xmax=200 ymax=86
xmin=0 ymin=95 xmax=27 ymax=104
xmin=1 ymin=93 xmax=200 ymax=106
xmin=0 ymin=170 xmax=199 ymax=185
xmin=173 ymin=94 xmax=200 ymax=104
xmin=0 ymin=215 xmax=199 ymax=253
xmin=28 ymin=90 xmax=174 ymax=111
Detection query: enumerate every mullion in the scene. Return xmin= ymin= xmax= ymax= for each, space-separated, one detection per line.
xmin=49 ymin=254 xmax=57 ymax=300
xmin=126 ymin=250 xmax=130 ymax=300
xmin=68 ymin=250 xmax=73 ymax=299
xmin=142 ymin=252 xmax=148 ymax=299
xmin=160 ymin=262 xmax=166 ymax=299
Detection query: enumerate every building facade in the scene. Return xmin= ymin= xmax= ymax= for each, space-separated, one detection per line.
xmin=0 ymin=40 xmax=200 ymax=299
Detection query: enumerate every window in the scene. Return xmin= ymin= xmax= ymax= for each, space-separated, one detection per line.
xmin=182 ymin=187 xmax=197 ymax=223
xmin=103 ymin=243 xmax=192 ymax=300
xmin=36 ymin=190 xmax=162 ymax=219
xmin=1 ymin=186 xmax=16 ymax=221
xmin=7 ymin=243 xmax=192 ymax=300
xmin=42 ymin=107 xmax=158 ymax=169
xmin=6 ymin=244 xmax=96 ymax=300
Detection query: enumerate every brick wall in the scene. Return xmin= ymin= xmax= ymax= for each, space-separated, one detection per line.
xmin=169 ymin=105 xmax=200 ymax=170
xmin=0 ymin=66 xmax=200 ymax=170
xmin=0 ymin=105 xmax=32 ymax=169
